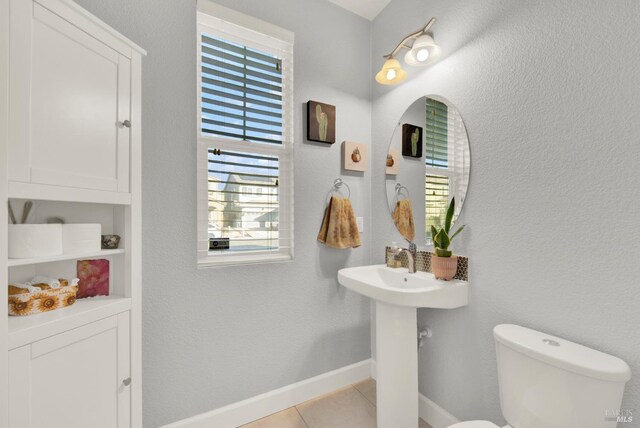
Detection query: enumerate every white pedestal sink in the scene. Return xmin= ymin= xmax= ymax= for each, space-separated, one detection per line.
xmin=338 ymin=264 xmax=468 ymax=428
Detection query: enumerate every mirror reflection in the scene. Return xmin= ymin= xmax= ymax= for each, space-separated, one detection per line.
xmin=386 ymin=95 xmax=471 ymax=244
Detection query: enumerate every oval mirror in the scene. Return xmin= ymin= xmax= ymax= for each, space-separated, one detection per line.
xmin=385 ymin=95 xmax=470 ymax=244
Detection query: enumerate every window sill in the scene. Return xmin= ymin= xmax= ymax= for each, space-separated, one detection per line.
xmin=197 ymin=252 xmax=292 ymax=268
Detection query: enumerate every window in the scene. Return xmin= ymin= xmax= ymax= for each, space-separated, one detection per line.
xmin=425 ymin=97 xmax=448 ymax=168
xmin=425 ymin=98 xmax=451 ymax=232
xmin=197 ymin=2 xmax=294 ymax=266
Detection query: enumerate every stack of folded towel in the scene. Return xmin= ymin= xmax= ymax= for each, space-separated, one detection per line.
xmin=317 ymin=196 xmax=361 ymax=249
xmin=393 ymin=199 xmax=415 ymax=241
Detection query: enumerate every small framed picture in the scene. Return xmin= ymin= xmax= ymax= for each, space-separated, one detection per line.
xmin=343 ymin=141 xmax=367 ymax=172
xmin=402 ymin=123 xmax=423 ymax=158
xmin=77 ymin=259 xmax=110 ymax=298
xmin=307 ymin=100 xmax=336 ymax=144
xmin=386 ymin=149 xmax=399 ymax=175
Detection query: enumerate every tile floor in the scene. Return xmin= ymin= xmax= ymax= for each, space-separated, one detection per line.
xmin=239 ymin=378 xmax=432 ymax=428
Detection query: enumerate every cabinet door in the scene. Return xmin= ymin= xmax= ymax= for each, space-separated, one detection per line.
xmin=8 ymin=313 xmax=131 ymax=428
xmin=9 ymin=0 xmax=131 ymax=192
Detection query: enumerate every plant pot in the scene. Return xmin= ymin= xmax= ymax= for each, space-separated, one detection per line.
xmin=431 ymin=255 xmax=458 ymax=281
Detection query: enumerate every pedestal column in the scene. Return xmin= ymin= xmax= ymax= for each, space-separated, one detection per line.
xmin=375 ymin=301 xmax=418 ymax=428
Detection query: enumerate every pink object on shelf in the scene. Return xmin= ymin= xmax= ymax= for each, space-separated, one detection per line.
xmin=77 ymin=259 xmax=110 ymax=298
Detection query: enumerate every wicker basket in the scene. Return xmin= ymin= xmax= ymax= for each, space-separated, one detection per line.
xmin=8 ymin=283 xmax=78 ymax=316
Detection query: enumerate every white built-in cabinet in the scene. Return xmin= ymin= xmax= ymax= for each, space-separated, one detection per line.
xmin=0 ymin=0 xmax=145 ymax=426
xmin=6 ymin=0 xmax=143 ymax=204
xmin=9 ymin=313 xmax=131 ymax=428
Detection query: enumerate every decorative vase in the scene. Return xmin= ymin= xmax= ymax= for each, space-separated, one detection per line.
xmin=101 ymin=234 xmax=121 ymax=249
xmin=431 ymin=255 xmax=458 ymax=281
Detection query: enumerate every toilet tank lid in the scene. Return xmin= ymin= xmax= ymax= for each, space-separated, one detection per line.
xmin=494 ymin=324 xmax=631 ymax=382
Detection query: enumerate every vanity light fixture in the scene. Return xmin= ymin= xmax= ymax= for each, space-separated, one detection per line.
xmin=375 ymin=17 xmax=441 ymax=85
xmin=375 ymin=58 xmax=407 ymax=85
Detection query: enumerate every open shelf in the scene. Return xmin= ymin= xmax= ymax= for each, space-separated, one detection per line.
xmin=8 ymin=295 xmax=132 ymax=350
xmin=8 ymin=249 xmax=126 ymax=267
xmin=9 ymin=181 xmax=132 ymax=205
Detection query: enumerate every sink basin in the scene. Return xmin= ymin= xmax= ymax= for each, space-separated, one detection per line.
xmin=337 ymin=264 xmax=469 ymax=428
xmin=338 ymin=264 xmax=468 ymax=308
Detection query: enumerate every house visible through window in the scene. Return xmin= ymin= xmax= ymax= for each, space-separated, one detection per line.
xmin=208 ymin=150 xmax=279 ymax=251
xmin=197 ymin=3 xmax=294 ymax=266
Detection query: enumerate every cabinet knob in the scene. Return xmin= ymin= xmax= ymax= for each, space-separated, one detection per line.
xmin=122 ymin=377 xmax=132 ymax=387
xmin=119 ymin=120 xmax=131 ymax=128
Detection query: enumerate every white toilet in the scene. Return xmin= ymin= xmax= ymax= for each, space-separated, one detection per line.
xmin=450 ymin=324 xmax=631 ymax=428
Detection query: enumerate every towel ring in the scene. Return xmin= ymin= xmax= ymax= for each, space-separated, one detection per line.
xmin=327 ymin=178 xmax=351 ymax=203
xmin=395 ymin=183 xmax=410 ymax=200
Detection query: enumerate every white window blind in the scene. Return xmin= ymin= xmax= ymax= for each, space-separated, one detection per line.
xmin=201 ymin=34 xmax=284 ymax=145
xmin=425 ymin=174 xmax=450 ymax=230
xmin=425 ymin=97 xmax=448 ymax=168
xmin=425 ymin=97 xmax=451 ymax=234
xmin=197 ymin=7 xmax=294 ymax=266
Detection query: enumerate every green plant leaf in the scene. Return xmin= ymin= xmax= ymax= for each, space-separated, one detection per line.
xmin=449 ymin=224 xmax=466 ymax=241
xmin=444 ymin=197 xmax=455 ymax=233
xmin=434 ymin=229 xmax=450 ymax=250
xmin=430 ymin=225 xmax=438 ymax=243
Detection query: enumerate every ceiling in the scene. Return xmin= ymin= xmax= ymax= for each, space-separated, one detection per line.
xmin=326 ymin=0 xmax=393 ymax=21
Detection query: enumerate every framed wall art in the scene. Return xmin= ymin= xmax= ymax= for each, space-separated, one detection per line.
xmin=343 ymin=141 xmax=367 ymax=172
xmin=402 ymin=123 xmax=423 ymax=158
xmin=307 ymin=100 xmax=336 ymax=144
xmin=386 ymin=148 xmax=399 ymax=175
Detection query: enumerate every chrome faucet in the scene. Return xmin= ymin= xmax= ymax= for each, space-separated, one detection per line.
xmin=393 ymin=241 xmax=417 ymax=273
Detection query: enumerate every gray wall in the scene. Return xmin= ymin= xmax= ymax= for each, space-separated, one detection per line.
xmin=372 ymin=0 xmax=640 ymax=424
xmin=61 ymin=0 xmax=640 ymax=425
xmin=72 ymin=0 xmax=372 ymax=426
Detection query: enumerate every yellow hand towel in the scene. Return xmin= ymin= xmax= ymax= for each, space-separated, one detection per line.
xmin=317 ymin=196 xmax=361 ymax=249
xmin=393 ymin=199 xmax=415 ymax=241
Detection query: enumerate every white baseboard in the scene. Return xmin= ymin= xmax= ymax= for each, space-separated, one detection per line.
xmin=161 ymin=359 xmax=372 ymax=428
xmin=164 ymin=359 xmax=459 ymax=428
xmin=419 ymin=393 xmax=460 ymax=428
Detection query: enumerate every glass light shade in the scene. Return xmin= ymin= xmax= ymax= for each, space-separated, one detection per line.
xmin=375 ymin=58 xmax=407 ymax=85
xmin=404 ymin=34 xmax=441 ymax=67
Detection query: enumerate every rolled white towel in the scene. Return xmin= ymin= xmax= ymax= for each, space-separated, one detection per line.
xmin=12 ymin=282 xmax=41 ymax=294
xmin=28 ymin=275 xmax=61 ymax=289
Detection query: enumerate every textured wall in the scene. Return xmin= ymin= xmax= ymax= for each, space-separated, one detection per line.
xmin=372 ymin=0 xmax=640 ymax=424
xmin=72 ymin=0 xmax=372 ymax=426
xmin=55 ymin=0 xmax=640 ymax=425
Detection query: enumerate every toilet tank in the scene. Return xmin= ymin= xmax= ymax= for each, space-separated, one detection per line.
xmin=494 ymin=324 xmax=631 ymax=428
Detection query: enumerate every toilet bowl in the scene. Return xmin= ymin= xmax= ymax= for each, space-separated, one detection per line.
xmin=448 ymin=324 xmax=631 ymax=428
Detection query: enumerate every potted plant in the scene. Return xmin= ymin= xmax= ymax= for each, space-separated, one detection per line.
xmin=430 ymin=198 xmax=465 ymax=280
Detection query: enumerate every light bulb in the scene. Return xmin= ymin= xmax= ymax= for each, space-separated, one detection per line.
xmin=376 ymin=58 xmax=406 ymax=85
xmin=416 ymin=48 xmax=430 ymax=62
xmin=386 ymin=68 xmax=397 ymax=80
